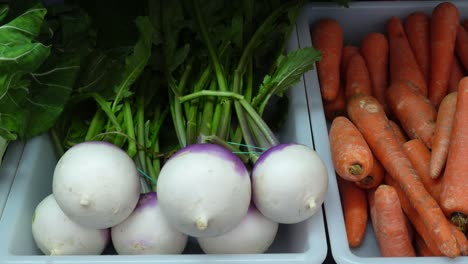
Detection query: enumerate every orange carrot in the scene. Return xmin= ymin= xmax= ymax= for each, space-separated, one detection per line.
xmin=329 ymin=116 xmax=374 ymax=182
xmin=387 ymin=16 xmax=427 ymax=96
xmin=337 ymin=177 xmax=368 ymax=247
xmin=384 ymin=174 xmax=444 ymax=257
xmin=360 ymin=33 xmax=389 ymax=114
xmin=429 ymin=2 xmax=460 ymax=107
xmin=451 ymin=224 xmax=468 ymax=256
xmin=404 ymin=12 xmax=431 ymax=83
xmin=388 ymin=120 xmax=407 ymax=145
xmin=355 ymin=156 xmax=384 ymax=189
xmin=455 ymin=25 xmax=468 ymax=71
xmin=347 ymin=93 xmax=460 ymax=257
xmin=449 ymin=56 xmax=465 ymax=93
xmin=372 ymin=185 xmax=416 ymax=257
xmin=403 ymin=139 xmax=442 ymax=202
xmin=415 ymin=232 xmax=436 ymax=257
xmin=386 ymin=80 xmax=437 ymax=149
xmin=324 ymin=84 xmax=347 ymax=121
xmin=311 ymin=19 xmax=343 ymax=102
xmin=430 ymin=92 xmax=458 ymax=179
xmin=341 ymin=45 xmax=360 ymax=79
xmin=345 ymin=53 xmax=372 ymax=99
xmin=440 ymin=77 xmax=468 ymax=233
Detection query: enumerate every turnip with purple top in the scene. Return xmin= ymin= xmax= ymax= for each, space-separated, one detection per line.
xmin=111 ymin=192 xmax=188 ymax=254
xmin=52 ymin=141 xmax=141 ymax=229
xmin=156 ymin=143 xmax=251 ymax=237
xmin=32 ymin=194 xmax=110 ymax=255
xmin=197 ymin=203 xmax=278 ymax=254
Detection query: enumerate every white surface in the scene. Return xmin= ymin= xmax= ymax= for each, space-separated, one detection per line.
xmin=0 ymin=140 xmax=25 ymax=219
xmin=0 ymin=26 xmax=328 ymax=263
xmin=296 ymin=1 xmax=468 ymax=263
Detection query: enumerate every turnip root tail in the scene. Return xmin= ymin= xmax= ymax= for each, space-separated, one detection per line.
xmin=49 ymin=249 xmax=60 ymax=256
xmin=196 ymin=216 xmax=208 ymax=230
xmin=307 ymin=198 xmax=317 ymax=210
xmin=80 ymin=195 xmax=90 ymax=206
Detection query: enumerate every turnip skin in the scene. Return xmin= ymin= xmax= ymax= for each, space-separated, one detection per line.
xmin=252 ymin=143 xmax=328 ymax=224
xmin=197 ymin=204 xmax=278 ymax=254
xmin=156 ymin=143 xmax=251 ymax=237
xmin=111 ymin=192 xmax=188 ymax=255
xmin=52 ymin=141 xmax=141 ymax=229
xmin=32 ymin=194 xmax=110 ymax=256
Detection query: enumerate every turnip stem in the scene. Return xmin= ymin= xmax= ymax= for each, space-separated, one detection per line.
xmin=123 ymin=102 xmax=137 ymax=158
xmin=85 ymin=109 xmax=105 ymax=141
xmin=192 ymin=0 xmax=231 ymax=140
xmin=136 ymin=95 xmax=147 ymax=174
xmin=92 ymin=93 xmax=122 ymax=132
xmin=186 ymin=66 xmax=211 ymax=144
xmin=199 ymin=80 xmax=216 ymax=137
xmin=199 ymin=135 xmax=249 ymax=164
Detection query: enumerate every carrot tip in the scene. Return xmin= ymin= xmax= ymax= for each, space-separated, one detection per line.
xmin=451 ymin=212 xmax=468 ymax=233
xmin=349 ymin=164 xmax=363 ymax=175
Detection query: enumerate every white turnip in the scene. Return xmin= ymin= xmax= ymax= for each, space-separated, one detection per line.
xmin=252 ymin=143 xmax=328 ymax=224
xmin=111 ymin=192 xmax=188 ymax=255
xmin=156 ymin=143 xmax=251 ymax=237
xmin=52 ymin=141 xmax=140 ymax=229
xmin=32 ymin=194 xmax=110 ymax=255
xmin=197 ymin=204 xmax=278 ymax=254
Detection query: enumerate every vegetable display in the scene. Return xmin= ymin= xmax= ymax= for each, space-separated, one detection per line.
xmin=0 ymin=0 xmax=331 ymax=256
xmin=314 ymin=1 xmax=468 ymax=258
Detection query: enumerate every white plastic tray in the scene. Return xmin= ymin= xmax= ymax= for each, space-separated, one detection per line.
xmin=0 ymin=141 xmax=25 ymax=219
xmin=0 ymin=26 xmax=328 ymax=264
xmin=296 ymin=1 xmax=468 ymax=264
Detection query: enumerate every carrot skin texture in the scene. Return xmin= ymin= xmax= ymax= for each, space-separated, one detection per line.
xmin=448 ymin=56 xmax=465 ymax=93
xmin=372 ymin=185 xmax=416 ymax=257
xmin=430 ymin=92 xmax=457 ymax=179
xmin=403 ymin=139 xmax=442 ymax=202
xmin=386 ymin=80 xmax=437 ymax=149
xmin=345 ymin=53 xmax=372 ymax=99
xmin=360 ymin=33 xmax=389 ymax=113
xmin=329 ymin=116 xmax=374 ymax=182
xmin=384 ymin=174 xmax=444 ymax=256
xmin=440 ymin=77 xmax=468 ymax=233
xmin=404 ymin=12 xmax=431 ymax=83
xmin=429 ymin=2 xmax=460 ymax=107
xmin=415 ymin=232 xmax=436 ymax=257
xmin=341 ymin=45 xmax=360 ymax=79
xmin=456 ymin=25 xmax=468 ymax=72
xmin=337 ymin=177 xmax=368 ymax=247
xmin=387 ymin=16 xmax=427 ymax=96
xmin=355 ymin=156 xmax=384 ymax=189
xmin=388 ymin=120 xmax=408 ymax=145
xmin=347 ymin=93 xmax=460 ymax=257
xmin=324 ymin=84 xmax=347 ymax=121
xmin=312 ymin=19 xmax=343 ymax=102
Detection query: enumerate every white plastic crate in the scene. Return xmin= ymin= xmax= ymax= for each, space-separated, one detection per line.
xmin=296 ymin=1 xmax=468 ymax=263
xmin=0 ymin=25 xmax=329 ymax=264
xmin=0 ymin=141 xmax=25 ymax=219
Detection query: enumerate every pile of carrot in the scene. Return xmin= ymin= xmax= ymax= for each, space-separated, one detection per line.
xmin=311 ymin=1 xmax=468 ymax=258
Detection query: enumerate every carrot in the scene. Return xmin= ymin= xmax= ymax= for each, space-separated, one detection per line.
xmin=388 ymin=120 xmax=407 ymax=145
xmin=386 ymin=80 xmax=437 ymax=149
xmin=448 ymin=56 xmax=465 ymax=93
xmin=403 ymin=139 xmax=442 ymax=202
xmin=311 ymin=18 xmax=344 ymax=102
xmin=347 ymin=93 xmax=460 ymax=257
xmin=360 ymin=33 xmax=389 ymax=114
xmin=451 ymin=224 xmax=468 ymax=256
xmin=355 ymin=156 xmax=384 ymax=189
xmin=337 ymin=177 xmax=368 ymax=247
xmin=371 ymin=185 xmax=416 ymax=257
xmin=455 ymin=25 xmax=468 ymax=72
xmin=329 ymin=116 xmax=374 ymax=182
xmin=324 ymin=84 xmax=347 ymax=121
xmin=404 ymin=12 xmax=431 ymax=83
xmin=341 ymin=45 xmax=359 ymax=79
xmin=384 ymin=174 xmax=444 ymax=256
xmin=429 ymin=2 xmax=460 ymax=107
xmin=345 ymin=53 xmax=372 ymax=99
xmin=430 ymin=92 xmax=457 ymax=179
xmin=440 ymin=77 xmax=468 ymax=233
xmin=415 ymin=232 xmax=436 ymax=257
xmin=387 ymin=16 xmax=427 ymax=96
